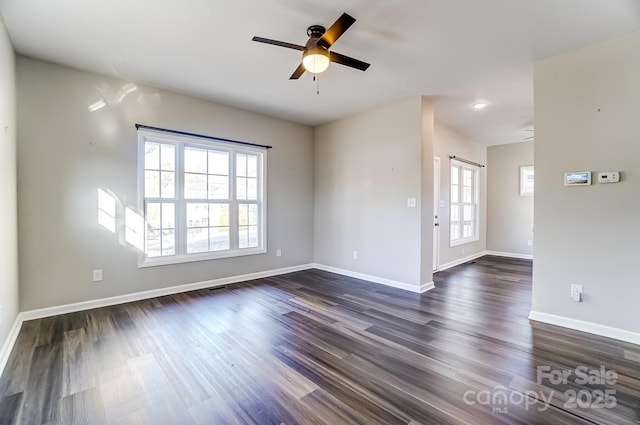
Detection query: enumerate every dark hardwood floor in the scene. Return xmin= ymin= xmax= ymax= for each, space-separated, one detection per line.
xmin=1 ymin=256 xmax=639 ymax=424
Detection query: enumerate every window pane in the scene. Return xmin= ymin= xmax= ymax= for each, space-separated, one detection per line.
xmin=185 ymin=173 xmax=207 ymax=199
xmin=463 ymin=205 xmax=474 ymax=221
xmin=463 ymin=187 xmax=472 ymax=203
xmin=451 ymin=205 xmax=460 ymax=222
xmin=146 ymin=203 xmax=161 ymax=229
xmin=210 ymin=204 xmax=229 ymax=227
xmin=237 ymin=177 xmax=247 ymax=200
xmin=210 ymin=227 xmax=229 ymax=251
xmin=187 ymin=228 xmax=208 ymax=253
xmin=247 ymin=178 xmax=257 ymax=200
xmin=451 ymin=166 xmax=459 ymax=185
xmin=247 ymin=155 xmax=258 ymax=178
xmin=161 ymin=144 xmax=175 ymax=171
xmin=451 ymin=223 xmax=460 ymax=240
xmin=160 ymin=171 xmax=175 ymax=199
xmin=145 ymin=170 xmax=159 ymax=198
xmin=463 ymin=222 xmax=473 ymax=238
xmin=185 ymin=147 xmax=207 ymax=173
xmin=147 ymin=230 xmax=161 ymax=257
xmin=209 ymin=151 xmax=228 ymax=175
xmin=451 ymin=184 xmax=459 ymax=203
xmin=248 ymin=204 xmax=258 ymax=225
xmin=236 ymin=154 xmax=247 ymax=177
xmin=208 ymin=175 xmax=229 ymax=199
xmin=161 ymin=230 xmax=175 ymax=255
xmin=239 ymin=204 xmax=248 ymax=226
xmin=239 ymin=227 xmax=249 ymax=249
xmin=187 ymin=203 xmax=208 ymax=228
xmin=248 ymin=225 xmax=258 ymax=247
xmin=162 ymin=203 xmax=175 ymax=229
xmin=463 ymin=169 xmax=473 ymax=186
xmin=145 ymin=142 xmax=159 ymax=170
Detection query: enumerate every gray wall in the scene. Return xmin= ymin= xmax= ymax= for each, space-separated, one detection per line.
xmin=487 ymin=141 xmax=534 ymax=256
xmin=314 ymin=97 xmax=430 ymax=289
xmin=434 ymin=123 xmax=486 ymax=267
xmin=0 ymin=18 xmax=18 ymax=352
xmin=533 ymin=31 xmax=640 ymax=333
xmin=17 ymin=56 xmax=314 ymax=311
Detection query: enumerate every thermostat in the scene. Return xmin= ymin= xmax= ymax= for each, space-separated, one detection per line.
xmin=598 ymin=171 xmax=620 ymax=184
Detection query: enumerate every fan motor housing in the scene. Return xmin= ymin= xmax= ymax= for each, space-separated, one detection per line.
xmin=307 ymin=25 xmax=325 ymax=38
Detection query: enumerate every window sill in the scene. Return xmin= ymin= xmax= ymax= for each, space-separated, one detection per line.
xmin=450 ymin=237 xmax=479 ymax=248
xmin=138 ymin=247 xmax=267 ymax=268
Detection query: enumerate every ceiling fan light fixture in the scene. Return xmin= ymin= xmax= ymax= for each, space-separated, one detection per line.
xmin=472 ymin=102 xmax=488 ymax=110
xmin=302 ymin=47 xmax=330 ymax=74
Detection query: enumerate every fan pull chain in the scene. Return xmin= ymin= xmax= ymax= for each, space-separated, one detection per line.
xmin=314 ymin=75 xmax=320 ymax=95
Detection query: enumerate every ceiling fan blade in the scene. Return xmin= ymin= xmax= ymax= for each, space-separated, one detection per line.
xmin=318 ymin=13 xmax=356 ymax=48
xmin=289 ymin=63 xmax=306 ymax=80
xmin=329 ymin=51 xmax=370 ymax=71
xmin=252 ymin=36 xmax=305 ymax=51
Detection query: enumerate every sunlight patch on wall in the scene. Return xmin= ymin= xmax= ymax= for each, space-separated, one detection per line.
xmin=98 ymin=188 xmax=116 ymax=232
xmin=88 ymin=99 xmax=106 ymax=112
xmin=125 ymin=207 xmax=145 ymax=252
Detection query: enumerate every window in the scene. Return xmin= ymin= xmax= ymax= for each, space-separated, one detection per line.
xmin=519 ymin=165 xmax=534 ymax=196
xmin=138 ymin=130 xmax=266 ymax=267
xmin=450 ymin=159 xmax=479 ymax=246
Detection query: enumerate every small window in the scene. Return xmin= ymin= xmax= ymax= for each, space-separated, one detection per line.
xmin=138 ymin=130 xmax=266 ymax=267
xmin=450 ymin=159 xmax=479 ymax=246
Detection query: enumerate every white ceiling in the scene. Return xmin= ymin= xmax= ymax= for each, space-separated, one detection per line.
xmin=1 ymin=0 xmax=640 ymax=145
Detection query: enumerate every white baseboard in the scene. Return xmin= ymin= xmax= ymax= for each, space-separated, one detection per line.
xmin=313 ymin=263 xmax=432 ymax=293
xmin=420 ymin=281 xmax=435 ymax=293
xmin=20 ymin=264 xmax=315 ymax=322
xmin=486 ymin=251 xmax=533 ymax=260
xmin=0 ymin=312 xmax=25 ymax=376
xmin=437 ymin=251 xmax=487 ymax=271
xmin=1 ymin=261 xmax=434 ymax=376
xmin=529 ymin=311 xmax=640 ymax=345
xmin=437 ymin=251 xmax=533 ymax=272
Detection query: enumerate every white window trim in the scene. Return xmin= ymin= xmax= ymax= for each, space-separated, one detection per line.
xmin=450 ymin=159 xmax=480 ymax=247
xmin=137 ymin=129 xmax=267 ymax=268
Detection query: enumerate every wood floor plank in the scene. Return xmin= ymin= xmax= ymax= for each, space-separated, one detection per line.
xmin=1 ymin=256 xmax=638 ymax=424
xmin=20 ymin=343 xmax=63 ymax=425
xmin=0 ymin=392 xmax=23 ymax=425
xmin=60 ymin=386 xmax=106 ymax=425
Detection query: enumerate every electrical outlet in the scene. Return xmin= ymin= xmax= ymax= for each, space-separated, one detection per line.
xmin=571 ymin=284 xmax=583 ymax=302
xmin=93 ymin=269 xmax=103 ymax=282
xmin=407 ymin=197 xmax=417 ymax=208
xmin=527 ymin=240 xmax=533 ymax=247
xmin=276 ymin=249 xmax=282 ymax=257
xmin=353 ymin=250 xmax=358 ymax=260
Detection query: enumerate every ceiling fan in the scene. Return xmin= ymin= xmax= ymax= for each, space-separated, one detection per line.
xmin=252 ymin=12 xmax=370 ymax=80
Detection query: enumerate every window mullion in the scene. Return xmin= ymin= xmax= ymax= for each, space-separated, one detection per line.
xmin=230 ymin=150 xmax=238 ymax=250
xmin=175 ymin=143 xmax=186 ymax=256
xmin=457 ymin=166 xmax=462 ymax=241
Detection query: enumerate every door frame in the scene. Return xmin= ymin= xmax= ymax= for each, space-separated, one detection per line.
xmin=433 ymin=156 xmax=441 ymax=272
